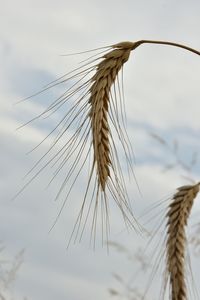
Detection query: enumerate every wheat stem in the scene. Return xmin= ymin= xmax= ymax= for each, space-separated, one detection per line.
xmin=129 ymin=40 xmax=200 ymax=56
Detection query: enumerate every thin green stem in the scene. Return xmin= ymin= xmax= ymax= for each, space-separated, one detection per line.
xmin=132 ymin=39 xmax=200 ymax=56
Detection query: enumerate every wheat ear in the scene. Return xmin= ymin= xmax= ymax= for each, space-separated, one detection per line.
xmin=166 ymin=183 xmax=200 ymax=300
xmin=16 ymin=41 xmax=139 ymax=243
xmin=89 ymin=41 xmax=134 ymax=191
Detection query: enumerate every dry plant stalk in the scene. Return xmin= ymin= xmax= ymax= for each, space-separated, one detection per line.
xmin=166 ymin=183 xmax=200 ymax=300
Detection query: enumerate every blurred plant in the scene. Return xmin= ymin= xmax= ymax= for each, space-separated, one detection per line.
xmin=189 ymin=221 xmax=200 ymax=256
xmin=150 ymin=132 xmax=198 ymax=180
xmin=108 ymin=242 xmax=151 ymax=300
xmin=0 ymin=243 xmax=25 ymax=300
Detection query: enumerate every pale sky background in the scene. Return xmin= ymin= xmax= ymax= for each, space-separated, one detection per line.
xmin=1 ymin=1 xmax=200 ymax=299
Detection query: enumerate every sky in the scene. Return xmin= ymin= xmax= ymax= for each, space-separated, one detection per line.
xmin=1 ymin=0 xmax=200 ymax=299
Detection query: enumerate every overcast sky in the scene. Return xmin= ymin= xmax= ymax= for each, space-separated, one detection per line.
xmin=1 ymin=1 xmax=200 ymax=299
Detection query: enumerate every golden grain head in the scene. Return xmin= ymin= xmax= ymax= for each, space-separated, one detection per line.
xmin=89 ymin=44 xmax=133 ymax=192
xmin=17 ymin=41 xmax=140 ymax=245
xmin=166 ymin=182 xmax=200 ymax=300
